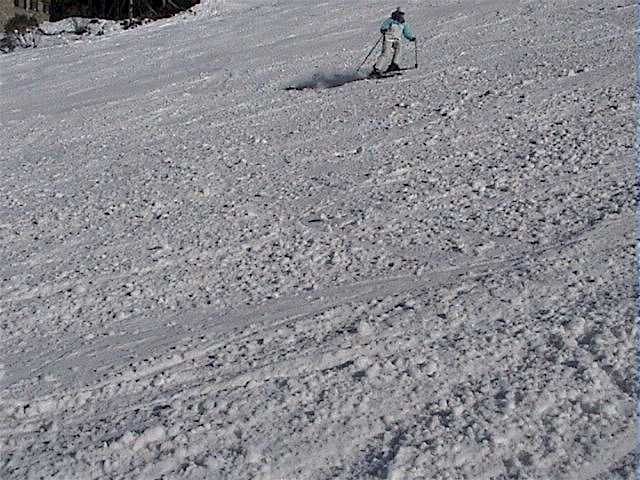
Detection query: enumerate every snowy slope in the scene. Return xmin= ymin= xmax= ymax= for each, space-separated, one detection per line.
xmin=0 ymin=1 xmax=637 ymax=479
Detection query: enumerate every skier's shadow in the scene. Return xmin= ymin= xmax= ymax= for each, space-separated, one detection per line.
xmin=285 ymin=71 xmax=365 ymax=91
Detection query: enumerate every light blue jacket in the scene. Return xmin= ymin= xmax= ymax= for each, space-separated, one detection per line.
xmin=380 ymin=18 xmax=415 ymax=41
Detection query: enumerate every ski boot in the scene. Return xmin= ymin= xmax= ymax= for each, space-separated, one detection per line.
xmin=385 ymin=62 xmax=401 ymax=73
xmin=369 ymin=66 xmax=383 ymax=79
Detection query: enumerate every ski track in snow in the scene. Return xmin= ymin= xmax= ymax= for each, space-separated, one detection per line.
xmin=0 ymin=0 xmax=636 ymax=479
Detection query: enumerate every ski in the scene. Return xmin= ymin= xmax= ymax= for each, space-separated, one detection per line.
xmin=368 ymin=70 xmax=405 ymax=79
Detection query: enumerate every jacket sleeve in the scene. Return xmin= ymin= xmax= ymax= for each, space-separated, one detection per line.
xmin=403 ymin=23 xmax=416 ymax=40
xmin=380 ymin=18 xmax=393 ymax=33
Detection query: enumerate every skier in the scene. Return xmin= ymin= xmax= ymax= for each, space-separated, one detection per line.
xmin=13 ymin=30 xmax=26 ymax=48
xmin=24 ymin=28 xmax=37 ymax=48
xmin=370 ymin=8 xmax=416 ymax=78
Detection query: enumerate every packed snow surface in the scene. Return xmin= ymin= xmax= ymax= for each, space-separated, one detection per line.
xmin=0 ymin=0 xmax=636 ymax=479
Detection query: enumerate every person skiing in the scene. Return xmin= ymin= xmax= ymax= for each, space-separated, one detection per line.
xmin=370 ymin=8 xmax=416 ymax=78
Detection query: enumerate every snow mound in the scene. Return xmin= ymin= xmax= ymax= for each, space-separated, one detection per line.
xmin=39 ymin=17 xmax=123 ymax=36
xmin=191 ymin=0 xmax=275 ymax=17
xmin=190 ymin=0 xmax=225 ymax=17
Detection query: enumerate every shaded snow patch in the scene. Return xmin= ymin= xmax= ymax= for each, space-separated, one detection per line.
xmin=286 ymin=70 xmax=366 ymax=90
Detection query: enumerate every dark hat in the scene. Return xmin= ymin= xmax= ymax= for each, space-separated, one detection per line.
xmin=391 ymin=7 xmax=405 ymax=20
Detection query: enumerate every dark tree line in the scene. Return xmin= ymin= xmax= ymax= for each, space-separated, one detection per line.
xmin=50 ymin=0 xmax=197 ymax=21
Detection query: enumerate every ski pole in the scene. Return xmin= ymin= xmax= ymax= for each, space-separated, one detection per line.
xmin=414 ymin=39 xmax=418 ymax=69
xmin=356 ymin=35 xmax=383 ymax=73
